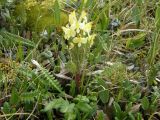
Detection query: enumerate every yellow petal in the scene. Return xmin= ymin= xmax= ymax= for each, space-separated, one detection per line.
xmin=62 ymin=26 xmax=68 ymax=33
xmin=84 ymin=22 xmax=92 ymax=33
xmin=73 ymin=37 xmax=80 ymax=43
xmin=73 ymin=37 xmax=82 ymax=47
xmin=75 ymin=22 xmax=80 ymax=33
xmin=73 ymin=37 xmax=87 ymax=47
xmin=62 ymin=26 xmax=76 ymax=40
xmin=69 ymin=42 xmax=74 ymax=49
xmin=78 ymin=43 xmax=81 ymax=47
xmin=69 ymin=11 xmax=77 ymax=25
xmin=62 ymin=27 xmax=70 ymax=39
xmin=79 ymin=11 xmax=87 ymax=22
xmin=81 ymin=37 xmax=87 ymax=44
xmin=70 ymin=28 xmax=76 ymax=38
xmin=88 ymin=34 xmax=96 ymax=47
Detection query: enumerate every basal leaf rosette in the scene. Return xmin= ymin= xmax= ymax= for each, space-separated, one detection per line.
xmin=62 ymin=11 xmax=96 ymax=49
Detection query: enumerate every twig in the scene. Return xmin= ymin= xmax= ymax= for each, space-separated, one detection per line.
xmin=113 ymin=29 xmax=153 ymax=36
xmin=0 ymin=113 xmax=38 ymax=119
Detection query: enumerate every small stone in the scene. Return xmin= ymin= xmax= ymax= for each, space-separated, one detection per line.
xmin=127 ymin=64 xmax=135 ymax=71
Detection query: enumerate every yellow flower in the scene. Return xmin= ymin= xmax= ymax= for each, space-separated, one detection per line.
xmin=73 ymin=37 xmax=87 ymax=47
xmin=69 ymin=42 xmax=74 ymax=49
xmin=83 ymin=22 xmax=92 ymax=34
xmin=70 ymin=21 xmax=80 ymax=33
xmin=62 ymin=10 xmax=95 ymax=48
xmin=62 ymin=26 xmax=76 ymax=40
xmin=75 ymin=21 xmax=81 ymax=33
xmin=79 ymin=11 xmax=87 ymax=22
xmin=79 ymin=21 xmax=85 ymax=30
xmin=68 ymin=11 xmax=82 ymax=33
xmin=69 ymin=11 xmax=77 ymax=25
xmin=88 ymin=34 xmax=96 ymax=47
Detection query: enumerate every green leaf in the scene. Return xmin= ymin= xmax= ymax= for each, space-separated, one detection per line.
xmin=46 ymin=110 xmax=54 ymax=120
xmin=155 ymin=5 xmax=160 ymax=28
xmin=99 ymin=89 xmax=109 ymax=103
xmin=147 ymin=30 xmax=160 ymax=67
xmin=40 ymin=68 xmax=63 ymax=93
xmin=97 ymin=79 xmax=108 ymax=89
xmin=113 ymin=102 xmax=122 ymax=117
xmin=141 ymin=97 xmax=149 ymax=110
xmin=17 ymin=42 xmax=24 ymax=61
xmin=132 ymin=6 xmax=141 ymax=25
xmin=3 ymin=102 xmax=11 ymax=113
xmin=65 ymin=112 xmax=76 ymax=120
xmin=126 ymin=33 xmax=146 ymax=49
xmin=74 ymin=95 xmax=90 ymax=103
xmin=100 ymin=12 xmax=109 ymax=30
xmin=66 ymin=61 xmax=77 ymax=74
xmin=60 ymin=103 xmax=75 ymax=113
xmin=128 ymin=112 xmax=135 ymax=120
xmin=76 ymin=102 xmax=92 ymax=113
xmin=0 ymin=30 xmax=36 ymax=48
xmin=20 ymin=90 xmax=39 ymax=102
xmin=9 ymin=88 xmax=19 ymax=105
xmin=69 ymin=80 xmax=76 ymax=96
xmin=137 ymin=113 xmax=142 ymax=120
xmin=44 ymin=98 xmax=65 ymax=111
xmin=54 ymin=0 xmax=60 ymax=25
xmin=41 ymin=50 xmax=53 ymax=59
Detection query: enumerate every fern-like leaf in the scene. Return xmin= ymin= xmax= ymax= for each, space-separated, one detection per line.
xmin=40 ymin=68 xmax=63 ymax=94
xmin=18 ymin=65 xmax=64 ymax=94
xmin=0 ymin=30 xmax=35 ymax=48
xmin=20 ymin=90 xmax=39 ymax=102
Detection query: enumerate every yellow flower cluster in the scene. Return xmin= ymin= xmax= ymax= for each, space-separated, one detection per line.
xmin=62 ymin=11 xmax=96 ymax=48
